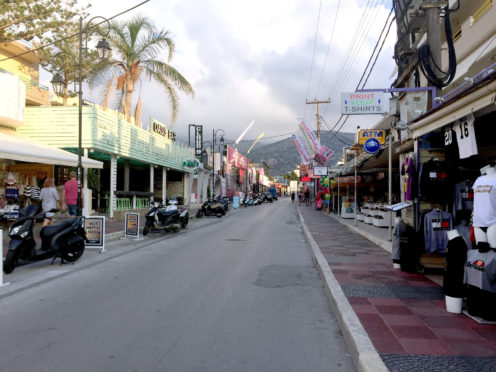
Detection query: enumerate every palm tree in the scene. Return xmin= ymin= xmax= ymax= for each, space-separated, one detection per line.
xmin=90 ymin=15 xmax=194 ymax=125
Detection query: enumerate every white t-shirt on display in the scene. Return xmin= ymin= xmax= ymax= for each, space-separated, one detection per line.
xmin=453 ymin=113 xmax=478 ymax=159
xmin=473 ymin=175 xmax=496 ymax=227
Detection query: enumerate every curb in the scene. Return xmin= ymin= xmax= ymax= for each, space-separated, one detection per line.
xmin=296 ymin=206 xmax=388 ymax=372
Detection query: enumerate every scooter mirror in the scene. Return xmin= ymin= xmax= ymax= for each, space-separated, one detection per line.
xmin=48 ymin=208 xmax=59 ymax=213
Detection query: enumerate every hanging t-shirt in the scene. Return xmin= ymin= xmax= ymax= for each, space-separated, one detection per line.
xmin=454 ymin=180 xmax=474 ymax=212
xmin=473 ymin=175 xmax=496 ymax=227
xmin=444 ymin=125 xmax=459 ymax=161
xmin=423 ymin=209 xmax=452 ymax=254
xmin=400 ymin=156 xmax=415 ymax=201
xmin=418 ymin=159 xmax=452 ymax=202
xmin=453 ymin=113 xmax=478 ymax=159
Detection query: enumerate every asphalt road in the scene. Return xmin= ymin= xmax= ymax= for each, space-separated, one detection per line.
xmin=0 ymin=198 xmax=355 ymax=372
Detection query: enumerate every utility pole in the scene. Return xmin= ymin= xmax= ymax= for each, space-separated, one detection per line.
xmin=306 ymin=99 xmax=330 ymax=142
xmin=425 ymin=0 xmax=443 ymax=97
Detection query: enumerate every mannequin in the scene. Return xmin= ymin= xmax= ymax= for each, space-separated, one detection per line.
xmin=473 ymin=165 xmax=496 ymax=248
xmin=444 ymin=228 xmax=467 ymax=312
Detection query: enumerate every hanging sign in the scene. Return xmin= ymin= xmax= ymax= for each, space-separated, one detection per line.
xmin=84 ymin=216 xmax=105 ymax=252
xmin=358 ymin=129 xmax=386 ymax=145
xmin=313 ymin=166 xmax=328 ymax=176
xmin=125 ymin=212 xmax=140 ymax=238
xmin=363 ymin=138 xmax=381 ymax=154
xmin=194 ymin=125 xmax=203 ymax=160
xmin=341 ymin=92 xmax=388 ymax=114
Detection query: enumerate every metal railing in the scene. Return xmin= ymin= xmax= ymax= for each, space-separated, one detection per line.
xmin=18 ymin=74 xmax=49 ymax=91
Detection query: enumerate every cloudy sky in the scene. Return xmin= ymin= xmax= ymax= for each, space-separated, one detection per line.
xmin=41 ymin=0 xmax=396 ymax=146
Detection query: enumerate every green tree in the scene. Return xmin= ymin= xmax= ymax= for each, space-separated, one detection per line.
xmin=37 ymin=0 xmax=97 ymax=105
xmin=0 ymin=0 xmax=62 ymax=42
xmin=90 ymin=15 xmax=194 ymax=125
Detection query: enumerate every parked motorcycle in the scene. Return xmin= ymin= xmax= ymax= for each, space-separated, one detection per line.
xmin=196 ymin=199 xmax=226 ymax=218
xmin=213 ymin=195 xmax=229 ymax=212
xmin=262 ymin=192 xmax=273 ymax=203
xmin=3 ymin=205 xmax=87 ymax=274
xmin=143 ymin=200 xmax=189 ymax=236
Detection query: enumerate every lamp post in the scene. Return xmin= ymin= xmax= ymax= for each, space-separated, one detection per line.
xmin=212 ymin=129 xmax=225 ymax=198
xmin=50 ymin=16 xmax=111 ymax=216
xmin=201 ymin=141 xmax=213 ymax=199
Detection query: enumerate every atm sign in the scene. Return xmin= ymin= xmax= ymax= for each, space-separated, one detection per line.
xmin=358 ymin=129 xmax=385 ymax=145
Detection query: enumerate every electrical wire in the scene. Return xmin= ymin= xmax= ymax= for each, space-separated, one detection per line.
xmin=314 ymin=0 xmax=341 ymax=98
xmin=304 ymin=0 xmax=323 ymax=116
xmin=0 ymin=0 xmax=150 ymax=62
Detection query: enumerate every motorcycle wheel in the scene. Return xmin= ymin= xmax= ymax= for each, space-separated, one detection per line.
xmin=143 ymin=224 xmax=151 ymax=236
xmin=3 ymin=250 xmax=20 ymax=274
xmin=216 ymin=213 xmax=223 ymax=218
xmin=62 ymin=240 xmax=85 ymax=262
xmin=181 ymin=218 xmax=189 ymax=228
xmin=196 ymin=210 xmax=204 ymax=218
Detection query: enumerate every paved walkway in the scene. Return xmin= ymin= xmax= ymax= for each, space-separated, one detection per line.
xmin=298 ymin=204 xmax=496 ymax=372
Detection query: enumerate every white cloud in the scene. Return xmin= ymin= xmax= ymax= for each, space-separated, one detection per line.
xmin=40 ymin=0 xmax=397 ymax=144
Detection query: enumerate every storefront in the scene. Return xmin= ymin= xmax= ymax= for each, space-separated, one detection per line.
xmin=20 ymin=106 xmax=194 ymax=218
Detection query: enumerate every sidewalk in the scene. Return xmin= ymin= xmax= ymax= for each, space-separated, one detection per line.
xmin=2 ymin=204 xmax=205 ymax=256
xmin=297 ymin=204 xmax=496 ymax=372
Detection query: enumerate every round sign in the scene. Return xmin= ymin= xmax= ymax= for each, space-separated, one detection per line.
xmin=363 ymin=138 xmax=380 ymax=154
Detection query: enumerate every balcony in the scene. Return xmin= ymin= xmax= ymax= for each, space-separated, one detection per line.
xmin=18 ymin=75 xmax=50 ymax=106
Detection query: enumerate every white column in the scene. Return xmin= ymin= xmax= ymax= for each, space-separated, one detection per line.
xmin=185 ymin=172 xmax=193 ymax=205
xmin=110 ymin=155 xmax=117 ymax=219
xmin=202 ymin=172 xmax=209 ymax=202
xmin=83 ymin=149 xmax=89 ymax=217
xmin=162 ymin=167 xmax=167 ymax=203
xmin=197 ymin=171 xmax=204 ymax=202
xmin=150 ymin=164 xmax=154 ymax=193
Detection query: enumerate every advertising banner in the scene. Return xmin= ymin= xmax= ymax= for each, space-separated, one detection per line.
xmin=84 ymin=216 xmax=105 ymax=252
xmin=292 ymin=136 xmax=310 ymax=164
xmin=125 ymin=212 xmax=140 ymax=238
xmin=294 ymin=130 xmax=312 ymax=163
xmin=227 ymin=146 xmax=249 ymax=170
xmin=297 ymin=118 xmax=320 ymax=153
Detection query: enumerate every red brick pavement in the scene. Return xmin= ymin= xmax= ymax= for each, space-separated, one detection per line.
xmin=298 ymin=205 xmax=496 ymax=370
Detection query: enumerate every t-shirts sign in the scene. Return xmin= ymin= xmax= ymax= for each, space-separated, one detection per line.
xmin=453 ymin=113 xmax=477 ymax=159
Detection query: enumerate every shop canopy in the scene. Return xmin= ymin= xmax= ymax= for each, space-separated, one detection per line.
xmin=0 ymin=127 xmax=103 ymax=169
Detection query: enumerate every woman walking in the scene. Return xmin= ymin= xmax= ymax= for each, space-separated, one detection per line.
xmin=40 ymin=177 xmax=60 ymax=227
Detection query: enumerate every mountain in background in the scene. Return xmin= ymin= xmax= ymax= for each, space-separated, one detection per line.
xmin=245 ymin=131 xmax=355 ymax=176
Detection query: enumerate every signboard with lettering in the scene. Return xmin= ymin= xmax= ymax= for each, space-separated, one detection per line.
xmin=226 ymin=146 xmax=249 ymax=170
xmin=194 ymin=125 xmax=203 ymax=160
xmin=313 ymin=166 xmax=328 ymax=176
xmin=84 ymin=216 xmax=105 ymax=252
xmin=125 ymin=212 xmax=140 ymax=238
xmin=358 ymin=129 xmax=386 ymax=145
xmin=150 ymin=118 xmax=176 ymax=141
xmin=341 ymin=92 xmax=388 ymax=115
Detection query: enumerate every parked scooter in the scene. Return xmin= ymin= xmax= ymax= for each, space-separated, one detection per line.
xmin=143 ymin=200 xmax=188 ymax=236
xmin=3 ymin=205 xmax=87 ymax=274
xmin=263 ymin=192 xmax=273 ymax=203
xmin=212 ymin=195 xmax=229 ymax=212
xmin=196 ymin=198 xmax=226 ymax=218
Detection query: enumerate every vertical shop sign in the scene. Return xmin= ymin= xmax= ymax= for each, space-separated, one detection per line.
xmin=125 ymin=212 xmax=140 ymax=239
xmin=194 ymin=125 xmax=203 ymax=161
xmin=84 ymin=216 xmax=105 ymax=252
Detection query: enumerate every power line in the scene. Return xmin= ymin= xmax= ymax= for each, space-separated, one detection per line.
xmin=0 ymin=0 xmax=150 ymax=62
xmin=314 ymin=0 xmax=341 ymax=98
xmin=303 ymin=0 xmax=323 ymax=116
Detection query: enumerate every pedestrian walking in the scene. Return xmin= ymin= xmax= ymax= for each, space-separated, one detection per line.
xmin=291 ymin=191 xmax=295 ymax=203
xmin=40 ymin=177 xmax=60 ymax=227
xmin=62 ymin=171 xmax=82 ymax=216
xmin=304 ymin=188 xmax=310 ymax=206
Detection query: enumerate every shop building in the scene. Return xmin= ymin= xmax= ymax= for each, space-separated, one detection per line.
xmin=1 ymin=41 xmax=103 ymax=222
xmin=331 ymin=0 xmax=496 ymax=319
xmin=19 ymin=105 xmax=198 ymax=218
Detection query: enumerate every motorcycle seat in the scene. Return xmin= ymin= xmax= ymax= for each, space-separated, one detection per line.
xmin=41 ymin=219 xmax=74 ymax=239
xmin=158 ymin=210 xmax=178 ymax=216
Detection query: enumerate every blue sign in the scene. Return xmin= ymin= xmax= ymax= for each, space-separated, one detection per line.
xmin=233 ymin=196 xmax=240 ymax=209
xmin=363 ymin=138 xmax=380 ymax=154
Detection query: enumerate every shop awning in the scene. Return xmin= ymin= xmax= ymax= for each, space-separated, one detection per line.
xmin=0 ymin=127 xmax=103 ymax=168
xmin=410 ymin=79 xmax=496 ymax=138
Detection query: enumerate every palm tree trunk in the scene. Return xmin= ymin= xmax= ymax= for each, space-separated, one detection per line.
xmin=125 ymin=79 xmax=134 ymax=123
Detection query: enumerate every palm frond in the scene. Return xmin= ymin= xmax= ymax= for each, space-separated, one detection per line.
xmin=143 ymin=60 xmax=194 ymax=97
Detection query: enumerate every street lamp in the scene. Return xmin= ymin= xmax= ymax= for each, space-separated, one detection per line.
xmin=50 ymin=16 xmax=112 ymax=216
xmin=201 ymin=141 xmax=213 ymax=199
xmin=212 ymin=129 xmax=225 ymax=198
